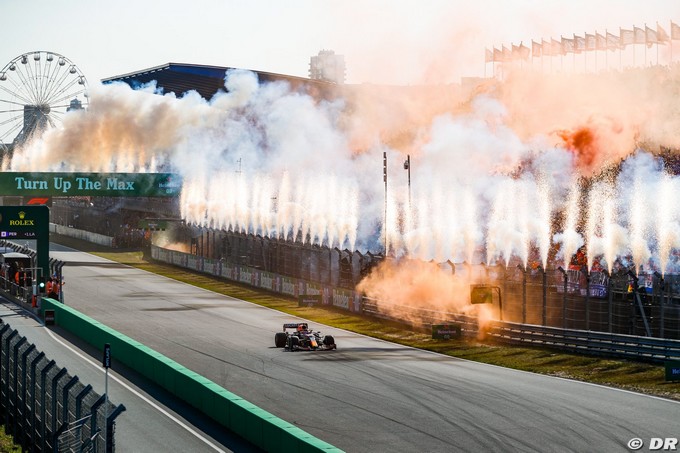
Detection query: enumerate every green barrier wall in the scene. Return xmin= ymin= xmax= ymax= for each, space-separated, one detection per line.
xmin=40 ymin=299 xmax=342 ymax=452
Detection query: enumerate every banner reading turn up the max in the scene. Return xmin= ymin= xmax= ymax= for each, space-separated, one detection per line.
xmin=0 ymin=172 xmax=182 ymax=197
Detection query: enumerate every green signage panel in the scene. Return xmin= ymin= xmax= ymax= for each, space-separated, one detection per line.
xmin=665 ymin=360 xmax=680 ymax=381
xmin=0 ymin=172 xmax=181 ymax=197
xmin=0 ymin=206 xmax=49 ymax=284
xmin=0 ymin=205 xmax=49 ymax=239
xmin=470 ymin=285 xmax=494 ymax=304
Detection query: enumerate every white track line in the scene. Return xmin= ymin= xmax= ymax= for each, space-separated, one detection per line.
xmin=43 ymin=327 xmax=227 ymax=452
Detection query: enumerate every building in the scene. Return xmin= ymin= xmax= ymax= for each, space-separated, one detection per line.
xmin=102 ymin=62 xmax=338 ymax=101
xmin=309 ymin=50 xmax=346 ymax=84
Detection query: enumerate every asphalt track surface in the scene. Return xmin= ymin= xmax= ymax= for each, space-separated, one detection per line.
xmin=47 ymin=243 xmax=679 ymax=453
xmin=0 ymin=300 xmax=259 ymax=453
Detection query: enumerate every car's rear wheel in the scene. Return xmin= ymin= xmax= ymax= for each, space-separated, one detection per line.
xmin=274 ymin=332 xmax=287 ymax=348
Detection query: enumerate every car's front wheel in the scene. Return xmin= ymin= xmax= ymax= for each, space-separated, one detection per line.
xmin=274 ymin=332 xmax=287 ymax=348
xmin=287 ymin=335 xmax=300 ymax=350
xmin=323 ymin=335 xmax=335 ymax=348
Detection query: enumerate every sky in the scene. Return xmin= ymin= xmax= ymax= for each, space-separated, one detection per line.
xmin=2 ymin=0 xmax=679 ymax=85
xmin=4 ymin=0 xmax=680 ymax=277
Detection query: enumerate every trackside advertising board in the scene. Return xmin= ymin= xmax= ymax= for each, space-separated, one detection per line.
xmin=150 ymin=246 xmax=364 ymax=312
xmin=0 ymin=172 xmax=181 ymax=197
xmin=665 ymin=361 xmax=680 ymax=382
xmin=432 ymin=324 xmax=462 ymax=340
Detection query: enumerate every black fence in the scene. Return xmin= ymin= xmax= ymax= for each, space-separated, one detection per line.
xmin=0 ymin=322 xmax=125 ymax=452
xmin=180 ymin=228 xmax=680 ymax=340
xmin=0 ymin=240 xmax=66 ymax=305
xmin=187 ymin=229 xmax=384 ymax=287
xmin=496 ymin=266 xmax=680 ymax=339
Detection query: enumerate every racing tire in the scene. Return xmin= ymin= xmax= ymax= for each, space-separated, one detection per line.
xmin=288 ymin=335 xmax=300 ymax=350
xmin=274 ymin=332 xmax=287 ymax=348
xmin=323 ymin=335 xmax=335 ymax=347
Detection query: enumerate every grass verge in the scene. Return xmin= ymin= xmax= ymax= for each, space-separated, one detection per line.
xmin=52 ymin=234 xmax=680 ymax=402
xmin=0 ymin=425 xmax=21 ymax=452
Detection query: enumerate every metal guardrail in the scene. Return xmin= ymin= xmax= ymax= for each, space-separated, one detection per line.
xmin=0 ymin=322 xmax=124 ymax=452
xmin=361 ymin=298 xmax=680 ymax=363
xmin=486 ymin=320 xmax=680 ymax=362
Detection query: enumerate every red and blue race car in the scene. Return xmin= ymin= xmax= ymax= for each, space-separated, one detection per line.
xmin=274 ymin=323 xmax=336 ymax=351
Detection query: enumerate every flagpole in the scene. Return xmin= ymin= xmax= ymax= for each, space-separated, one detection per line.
xmin=605 ymin=29 xmax=609 ymax=71
xmin=594 ymin=31 xmax=598 ymax=73
xmin=645 ymin=24 xmax=648 ymax=66
xmin=584 ymin=36 xmax=587 ymax=74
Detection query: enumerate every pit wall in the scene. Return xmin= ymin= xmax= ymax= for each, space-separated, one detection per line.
xmin=152 ymin=245 xmax=363 ymax=312
xmin=39 ymin=298 xmax=341 ymax=453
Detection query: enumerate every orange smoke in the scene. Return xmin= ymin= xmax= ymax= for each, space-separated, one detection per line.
xmin=557 ymin=126 xmax=599 ymax=172
xmin=356 ymin=259 xmax=495 ymax=333
xmin=487 ymin=67 xmax=678 ymax=175
xmin=340 ymin=84 xmax=467 ymax=156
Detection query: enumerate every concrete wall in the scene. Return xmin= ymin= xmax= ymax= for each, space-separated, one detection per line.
xmin=49 ymin=223 xmax=114 ymax=247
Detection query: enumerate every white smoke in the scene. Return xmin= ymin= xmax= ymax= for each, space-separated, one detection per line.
xmin=7 ymin=64 xmax=680 ymax=274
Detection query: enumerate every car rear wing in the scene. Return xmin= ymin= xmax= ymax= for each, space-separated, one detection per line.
xmin=283 ymin=322 xmax=308 ymax=331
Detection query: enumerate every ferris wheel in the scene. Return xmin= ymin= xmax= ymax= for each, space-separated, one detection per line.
xmin=0 ymin=51 xmax=88 ymax=153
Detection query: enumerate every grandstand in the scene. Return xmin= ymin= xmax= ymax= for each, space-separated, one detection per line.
xmin=101 ymin=62 xmax=339 ymax=101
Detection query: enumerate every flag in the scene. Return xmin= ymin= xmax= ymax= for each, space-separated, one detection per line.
xmin=634 ymin=26 xmax=645 ymax=44
xmin=542 ymin=38 xmax=552 ymax=56
xmin=607 ymin=30 xmax=620 ymax=50
xmin=645 ymin=25 xmax=657 ymax=47
xmin=596 ymin=32 xmax=606 ymax=50
xmin=502 ymin=45 xmax=511 ymax=61
xmin=657 ymin=23 xmax=669 ymax=43
xmin=485 ymin=48 xmax=493 ymax=63
xmin=671 ymin=21 xmax=680 ymax=40
xmin=493 ymin=47 xmax=503 ymax=62
xmin=552 ymin=38 xmax=563 ymax=55
xmin=620 ymin=28 xmax=634 ymax=46
xmin=561 ymin=36 xmax=575 ymax=53
xmin=519 ymin=42 xmax=531 ymax=60
xmin=574 ymin=34 xmax=586 ymax=52
xmin=512 ymin=43 xmax=520 ymax=60
xmin=585 ymin=33 xmax=597 ymax=51
xmin=532 ymin=40 xmax=542 ymax=58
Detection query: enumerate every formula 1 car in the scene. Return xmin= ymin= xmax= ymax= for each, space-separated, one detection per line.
xmin=274 ymin=323 xmax=337 ymax=351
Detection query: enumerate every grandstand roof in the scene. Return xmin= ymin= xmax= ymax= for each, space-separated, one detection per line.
xmin=102 ymin=63 xmax=336 ymax=100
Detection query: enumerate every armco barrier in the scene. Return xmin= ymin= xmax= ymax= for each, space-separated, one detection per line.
xmin=39 ymin=298 xmax=342 ymax=452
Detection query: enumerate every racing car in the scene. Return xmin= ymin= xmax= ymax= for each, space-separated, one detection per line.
xmin=274 ymin=323 xmax=336 ymax=351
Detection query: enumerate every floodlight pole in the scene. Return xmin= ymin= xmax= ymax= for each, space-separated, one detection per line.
xmin=541 ymin=266 xmax=547 ymax=326
xmin=654 ymin=271 xmax=665 ymax=338
xmin=557 ymin=266 xmax=567 ymax=328
xmin=494 ymin=286 xmax=503 ymax=321
xmin=583 ymin=265 xmax=591 ymax=330
xmin=604 ymin=269 xmax=612 ymax=333
xmin=404 ymin=154 xmax=411 ymax=207
xmin=517 ymin=264 xmax=526 ymax=323
xmin=628 ymin=270 xmax=651 ymax=337
xmin=383 ymin=151 xmax=387 ymax=254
